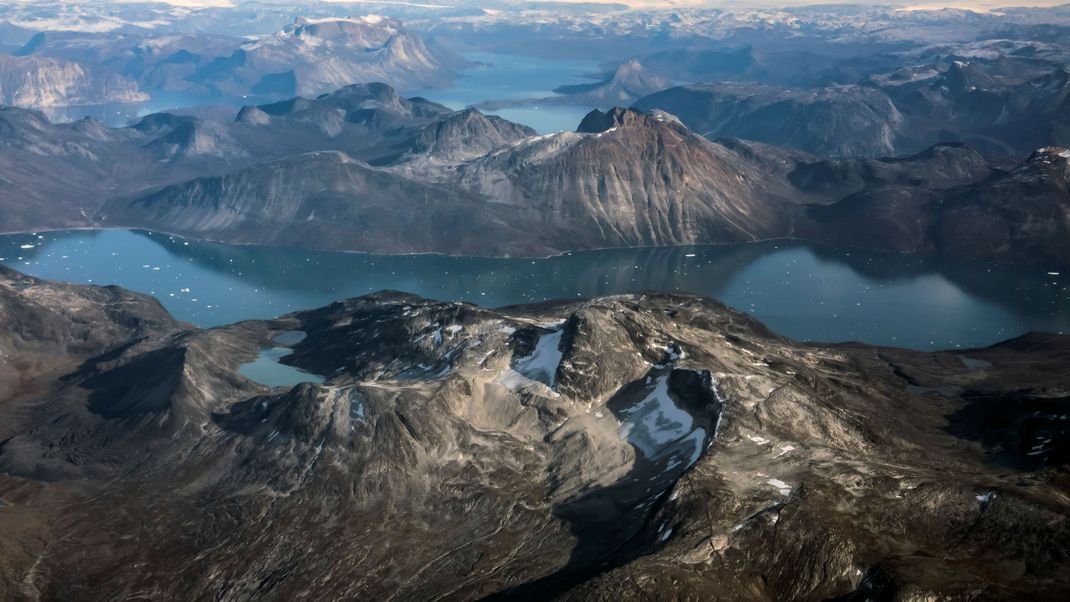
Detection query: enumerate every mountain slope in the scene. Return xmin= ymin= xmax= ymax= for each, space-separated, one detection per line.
xmin=799 ymin=146 xmax=1070 ymax=263
xmin=932 ymin=147 xmax=1070 ymax=264
xmin=634 ymin=62 xmax=1070 ymax=159
xmin=0 ymin=55 xmax=147 ymax=108
xmin=634 ymin=82 xmax=906 ymax=158
xmin=100 ymin=151 xmax=536 ymax=255
xmin=452 ymin=107 xmax=798 ymax=247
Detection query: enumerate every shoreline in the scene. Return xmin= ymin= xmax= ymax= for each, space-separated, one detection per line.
xmin=1 ymin=225 xmax=1056 ymax=269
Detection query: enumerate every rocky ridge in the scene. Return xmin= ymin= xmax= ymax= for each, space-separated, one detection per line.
xmin=0 ymin=268 xmax=1067 ymax=600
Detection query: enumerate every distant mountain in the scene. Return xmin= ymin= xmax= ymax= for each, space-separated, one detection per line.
xmin=233 ymin=82 xmax=458 ymax=162
xmin=14 ymin=17 xmax=462 ymax=101
xmin=0 ymin=20 xmax=36 ymax=52
xmin=635 ymin=60 xmax=1070 ymax=160
xmin=637 ymin=45 xmax=846 ymax=88
xmin=799 ymin=145 xmax=1070 ymax=265
xmin=0 ymin=55 xmax=147 ymax=107
xmin=634 ymin=82 xmax=904 ymax=158
xmin=191 ymin=16 xmax=461 ymax=97
xmin=401 ymin=108 xmax=536 ymax=164
xmin=553 ymin=59 xmax=671 ymax=105
xmin=16 ymin=29 xmax=243 ymax=92
xmin=0 ymin=84 xmax=457 ymax=232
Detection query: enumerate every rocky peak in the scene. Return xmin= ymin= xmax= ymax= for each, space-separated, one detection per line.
xmin=576 ymin=107 xmax=677 ymax=134
xmin=940 ymin=59 xmax=998 ymax=93
xmin=408 ymin=109 xmax=535 ymax=162
xmin=287 ymin=15 xmax=401 ymax=44
xmin=1014 ymin=146 xmax=1070 ymax=182
xmin=609 ymin=58 xmax=670 ymax=94
xmin=328 ymin=81 xmax=408 ymax=113
xmin=145 ymin=117 xmax=249 ymax=161
xmin=553 ymin=58 xmax=670 ymax=103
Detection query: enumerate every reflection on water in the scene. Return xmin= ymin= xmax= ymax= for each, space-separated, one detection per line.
xmin=239 ymin=346 xmax=325 ymax=388
xmin=2 ymin=229 xmax=1068 ymax=350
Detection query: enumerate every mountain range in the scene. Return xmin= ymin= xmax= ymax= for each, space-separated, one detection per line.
xmin=633 ymin=60 xmax=1070 ymax=159
xmin=0 ymin=55 xmax=147 ymax=107
xmin=5 ymin=16 xmax=461 ymax=107
xmin=0 ymin=84 xmax=1065 ymax=265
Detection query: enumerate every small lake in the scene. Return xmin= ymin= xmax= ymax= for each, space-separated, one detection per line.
xmin=239 ymin=345 xmax=325 ymax=388
xmin=2 ymin=229 xmax=1067 ymax=351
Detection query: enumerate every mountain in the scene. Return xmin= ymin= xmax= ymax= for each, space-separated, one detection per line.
xmin=14 ymin=17 xmax=462 ymax=101
xmin=401 ymin=108 xmax=537 ymax=163
xmin=932 ymin=147 xmax=1070 ymax=264
xmin=799 ymin=146 xmax=1070 ymax=263
xmin=0 ymin=95 xmax=1067 ymax=266
xmin=229 ymin=82 xmax=456 ymax=162
xmin=450 ymin=107 xmax=799 ymax=248
xmin=634 ymin=62 xmax=1070 ymax=159
xmin=0 ymin=84 xmax=456 ymax=232
xmin=100 ymin=151 xmax=538 ymax=256
xmin=192 ymin=16 xmax=461 ymax=97
xmin=0 ymin=267 xmax=1067 ymax=599
xmin=633 ymin=82 xmax=905 ymax=158
xmin=553 ymin=59 xmax=672 ymax=105
xmin=0 ymin=107 xmax=150 ymax=232
xmin=110 ymin=107 xmax=800 ymax=254
xmin=0 ymin=55 xmax=147 ymax=107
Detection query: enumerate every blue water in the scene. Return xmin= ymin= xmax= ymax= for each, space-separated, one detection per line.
xmin=38 ymin=52 xmax=606 ymax=133
xmin=3 ymin=229 xmax=1068 ymax=350
xmin=407 ymin=51 xmax=604 ymax=133
xmin=37 ymin=91 xmax=242 ymax=127
xmin=239 ymin=346 xmax=324 ymax=388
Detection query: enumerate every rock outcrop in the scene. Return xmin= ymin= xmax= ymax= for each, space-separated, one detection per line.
xmin=0 ymin=55 xmax=147 ymax=108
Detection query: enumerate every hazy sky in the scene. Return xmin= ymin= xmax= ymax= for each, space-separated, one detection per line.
xmin=540 ymin=0 xmax=1068 ymax=8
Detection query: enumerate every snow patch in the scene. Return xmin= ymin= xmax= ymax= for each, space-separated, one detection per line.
xmin=766 ymin=478 xmax=792 ymax=496
xmin=513 ymin=328 xmax=564 ymax=387
xmin=617 ymin=372 xmax=707 ymax=468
